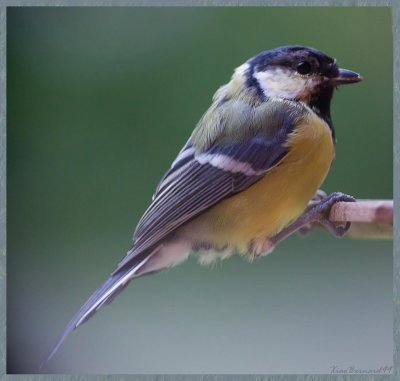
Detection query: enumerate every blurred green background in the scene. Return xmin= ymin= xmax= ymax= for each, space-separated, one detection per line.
xmin=7 ymin=7 xmax=392 ymax=374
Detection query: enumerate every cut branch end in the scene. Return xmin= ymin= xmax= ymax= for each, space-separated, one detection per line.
xmin=329 ymin=200 xmax=393 ymax=239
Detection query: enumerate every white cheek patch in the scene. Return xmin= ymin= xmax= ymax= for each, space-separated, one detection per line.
xmin=254 ymin=68 xmax=320 ymax=101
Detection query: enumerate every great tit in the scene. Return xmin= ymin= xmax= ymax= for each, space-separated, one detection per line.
xmin=46 ymin=45 xmax=363 ymax=362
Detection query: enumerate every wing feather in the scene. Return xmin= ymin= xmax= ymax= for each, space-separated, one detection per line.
xmin=134 ymin=160 xmax=251 ymax=252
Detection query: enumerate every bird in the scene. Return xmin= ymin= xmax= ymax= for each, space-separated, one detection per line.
xmin=45 ymin=45 xmax=363 ymax=364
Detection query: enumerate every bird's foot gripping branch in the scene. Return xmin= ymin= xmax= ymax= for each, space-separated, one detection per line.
xmin=252 ymin=193 xmax=393 ymax=260
xmin=269 ymin=192 xmax=356 ymax=250
xmin=292 ymin=194 xmax=393 ymax=241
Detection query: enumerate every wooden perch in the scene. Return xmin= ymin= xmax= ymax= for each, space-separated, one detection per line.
xmin=329 ymin=200 xmax=393 ymax=239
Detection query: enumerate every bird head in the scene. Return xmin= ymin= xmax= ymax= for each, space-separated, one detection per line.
xmin=242 ymin=45 xmax=363 ymax=105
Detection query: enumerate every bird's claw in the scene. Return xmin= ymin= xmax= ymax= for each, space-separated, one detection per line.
xmin=304 ymin=192 xmax=355 ymax=237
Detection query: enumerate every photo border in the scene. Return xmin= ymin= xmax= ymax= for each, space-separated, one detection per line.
xmin=0 ymin=1 xmax=397 ymax=380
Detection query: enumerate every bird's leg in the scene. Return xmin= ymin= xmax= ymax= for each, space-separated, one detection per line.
xmin=268 ymin=192 xmax=356 ymax=250
xmin=298 ymin=189 xmax=327 ymax=236
xmin=250 ymin=192 xmax=355 ymax=258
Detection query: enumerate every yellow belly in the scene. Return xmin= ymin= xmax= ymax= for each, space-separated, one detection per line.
xmin=187 ymin=111 xmax=335 ymax=253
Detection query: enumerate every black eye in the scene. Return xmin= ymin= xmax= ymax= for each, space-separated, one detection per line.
xmin=296 ymin=61 xmax=312 ymax=75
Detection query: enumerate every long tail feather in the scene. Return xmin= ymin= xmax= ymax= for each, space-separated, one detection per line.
xmin=41 ymin=253 xmax=152 ymax=368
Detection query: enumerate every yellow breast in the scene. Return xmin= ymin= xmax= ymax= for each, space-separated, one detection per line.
xmin=188 ymin=110 xmax=335 ymax=253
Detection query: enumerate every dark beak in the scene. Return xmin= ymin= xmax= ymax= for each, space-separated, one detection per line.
xmin=330 ymin=68 xmax=363 ymax=85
